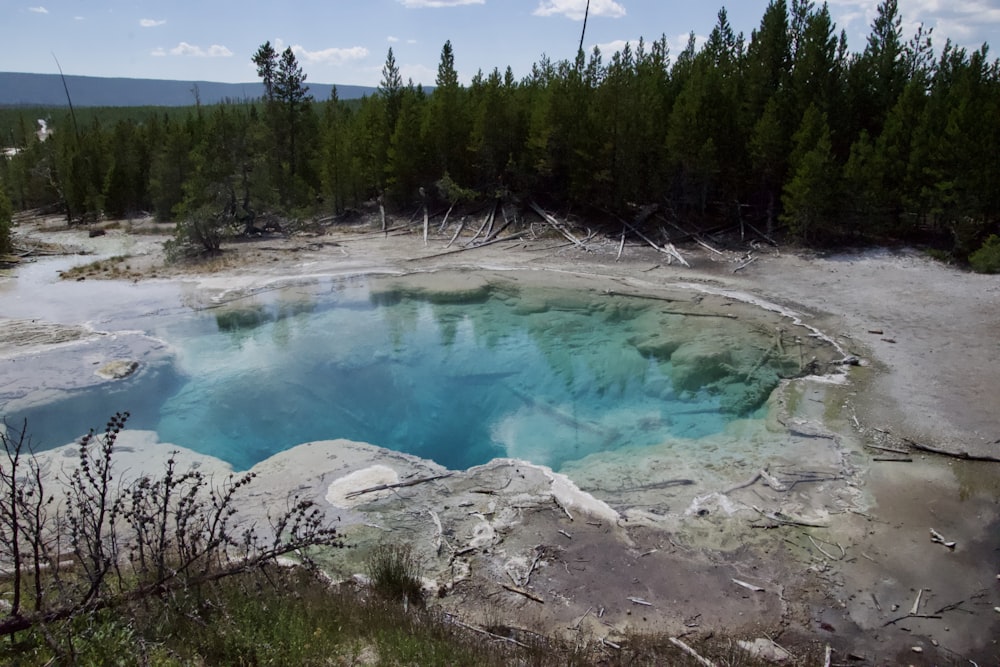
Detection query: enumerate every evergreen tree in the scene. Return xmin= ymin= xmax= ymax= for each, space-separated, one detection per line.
xmin=425 ymin=41 xmax=468 ymax=184
xmin=750 ymin=94 xmax=790 ymax=234
xmin=379 ymin=47 xmax=404 ymax=133
xmin=781 ymin=104 xmax=840 ymax=241
xmin=252 ymin=41 xmax=279 ymax=103
xmin=274 ymin=47 xmax=313 ymax=191
xmin=745 ymin=0 xmax=791 ymax=120
xmin=320 ymin=87 xmax=356 ymax=213
xmin=387 ymin=84 xmax=429 ymax=204
xmin=848 ymin=0 xmax=906 ymax=138
xmin=149 ymin=115 xmax=195 ymax=221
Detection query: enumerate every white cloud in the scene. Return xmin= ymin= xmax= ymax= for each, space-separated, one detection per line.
xmin=388 ymin=36 xmax=400 ymax=43
xmin=594 ymin=39 xmax=633 ymax=56
xmin=290 ymin=44 xmax=370 ymax=65
xmin=205 ymin=44 xmax=233 ymax=57
xmin=139 ymin=18 xmax=166 ymax=28
xmin=155 ymin=42 xmax=234 ymax=58
xmin=826 ymin=0 xmax=1000 ymax=49
xmin=28 ymin=6 xmax=48 ymax=14
xmin=533 ymin=0 xmax=625 ymax=20
xmin=399 ymin=0 xmax=484 ymax=7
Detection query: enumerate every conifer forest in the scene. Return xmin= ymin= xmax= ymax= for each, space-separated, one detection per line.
xmin=2 ymin=0 xmax=999 ymax=262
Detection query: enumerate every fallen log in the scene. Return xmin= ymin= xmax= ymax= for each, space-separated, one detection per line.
xmin=446 ymin=614 xmax=530 ymax=648
xmin=344 ymin=473 xmax=453 ymax=499
xmin=669 ymin=637 xmax=716 ymax=667
xmin=745 ymin=221 xmax=778 ymax=246
xmin=723 ymin=471 xmax=762 ymax=494
xmin=523 ymin=550 xmax=544 ymax=586
xmin=662 ymin=242 xmax=691 ymax=267
xmin=807 ymin=535 xmax=844 ymax=561
xmin=437 ymin=201 xmax=455 ymax=232
xmin=467 ymin=202 xmax=496 ymax=246
xmin=528 ymin=201 xmax=589 ymax=250
xmin=612 ymin=211 xmax=686 ymax=261
xmin=603 ymin=290 xmax=681 ymax=303
xmin=445 ymin=215 xmax=467 ymax=248
xmin=751 ymin=505 xmax=828 ymax=527
xmin=500 ymin=582 xmax=544 ymax=603
xmin=408 ymin=231 xmax=528 ymax=261
xmin=865 ymin=443 xmax=910 ymax=455
xmin=930 ymin=528 xmax=956 ymax=550
xmin=732 ymin=578 xmax=765 ymax=593
xmin=483 ymin=207 xmax=514 ymax=243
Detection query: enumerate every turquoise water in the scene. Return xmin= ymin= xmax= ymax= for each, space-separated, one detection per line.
xmin=6 ymin=275 xmax=793 ymax=471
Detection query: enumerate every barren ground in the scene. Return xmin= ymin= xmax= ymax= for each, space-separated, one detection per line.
xmin=2 ymin=213 xmax=999 ymax=664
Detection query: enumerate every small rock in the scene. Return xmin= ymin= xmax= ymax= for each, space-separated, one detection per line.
xmin=737 ymin=638 xmax=793 ymax=664
xmin=95 ymin=360 xmax=139 ymax=380
xmin=911 ymin=646 xmax=923 ymax=653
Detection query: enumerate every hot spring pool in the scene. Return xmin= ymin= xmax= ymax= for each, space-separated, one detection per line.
xmin=2 ymin=270 xmax=829 ymax=471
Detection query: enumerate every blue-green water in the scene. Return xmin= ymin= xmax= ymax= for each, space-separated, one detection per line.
xmin=6 ymin=274 xmax=797 ymax=471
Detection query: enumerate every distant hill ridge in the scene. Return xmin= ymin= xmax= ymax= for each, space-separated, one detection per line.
xmin=0 ymin=72 xmax=377 ymax=107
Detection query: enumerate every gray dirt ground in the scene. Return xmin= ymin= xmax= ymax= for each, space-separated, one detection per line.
xmin=3 ymin=215 xmax=1000 ymax=664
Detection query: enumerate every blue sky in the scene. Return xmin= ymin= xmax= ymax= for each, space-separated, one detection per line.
xmin=5 ymin=1 xmax=1000 ymax=87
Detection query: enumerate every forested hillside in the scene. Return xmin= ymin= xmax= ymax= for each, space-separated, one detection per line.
xmin=0 ymin=72 xmax=376 ymax=108
xmin=1 ymin=0 xmax=998 ymax=264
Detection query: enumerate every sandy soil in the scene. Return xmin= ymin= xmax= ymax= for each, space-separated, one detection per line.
xmin=3 ymin=213 xmax=1000 ymax=664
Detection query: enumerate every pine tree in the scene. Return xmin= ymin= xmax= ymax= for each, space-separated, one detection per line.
xmin=379 ymin=47 xmax=404 ymax=133
xmin=781 ymin=104 xmax=840 ymax=242
xmin=387 ymin=84 xmax=428 ymax=204
xmin=274 ymin=47 xmax=312 ymax=191
xmin=425 ymin=41 xmax=468 ymax=184
xmin=252 ymin=42 xmax=279 ymax=103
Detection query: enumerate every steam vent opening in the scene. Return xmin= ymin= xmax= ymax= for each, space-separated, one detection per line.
xmin=4 ymin=270 xmax=839 ymax=472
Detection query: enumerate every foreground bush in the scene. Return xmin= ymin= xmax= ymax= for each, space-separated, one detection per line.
xmin=0 ymin=413 xmax=343 ymax=661
xmin=366 ymin=541 xmax=425 ymax=606
xmin=969 ymin=234 xmax=1000 ymax=273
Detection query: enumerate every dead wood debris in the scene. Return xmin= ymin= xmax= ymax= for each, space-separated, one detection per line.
xmin=732 ymin=578 xmax=765 ymax=593
xmin=668 ymin=637 xmax=716 ymax=667
xmin=445 ymin=613 xmax=530 ymax=648
xmin=343 ymin=473 xmax=453 ymax=499
xmin=500 ymin=582 xmax=544 ymax=604
xmin=930 ymin=527 xmax=957 ymax=550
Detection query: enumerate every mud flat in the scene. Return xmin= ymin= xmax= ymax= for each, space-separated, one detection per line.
xmin=3 ymin=216 xmax=999 ymax=663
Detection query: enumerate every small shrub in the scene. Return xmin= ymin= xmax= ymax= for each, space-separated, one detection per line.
xmin=924 ymin=247 xmax=952 ymax=263
xmin=0 ymin=412 xmax=343 ymax=656
xmin=366 ymin=542 xmax=424 ymax=605
xmin=969 ymin=234 xmax=1000 ymax=274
